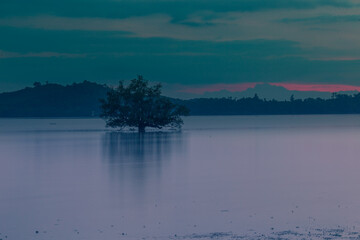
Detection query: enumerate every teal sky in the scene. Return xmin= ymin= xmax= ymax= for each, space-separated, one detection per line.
xmin=1 ymin=0 xmax=360 ymax=96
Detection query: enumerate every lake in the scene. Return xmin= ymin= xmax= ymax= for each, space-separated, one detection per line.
xmin=1 ymin=115 xmax=360 ymax=239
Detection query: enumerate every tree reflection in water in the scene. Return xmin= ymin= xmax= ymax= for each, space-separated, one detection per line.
xmin=102 ymin=132 xmax=187 ymax=202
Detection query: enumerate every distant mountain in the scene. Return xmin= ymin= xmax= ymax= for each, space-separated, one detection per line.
xmin=200 ymin=83 xmax=358 ymax=100
xmin=0 ymin=81 xmax=109 ymax=117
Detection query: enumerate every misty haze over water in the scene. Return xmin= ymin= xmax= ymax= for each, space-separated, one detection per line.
xmin=1 ymin=116 xmax=360 ymax=239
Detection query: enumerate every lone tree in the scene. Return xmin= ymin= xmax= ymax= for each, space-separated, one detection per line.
xmin=100 ymin=75 xmax=189 ymax=132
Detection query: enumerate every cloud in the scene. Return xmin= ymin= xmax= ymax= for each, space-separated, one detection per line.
xmin=179 ymin=83 xmax=259 ymax=94
xmin=1 ymin=27 xmax=360 ymax=90
xmin=0 ymin=50 xmax=85 ymax=59
xmin=0 ymin=15 xmax=165 ymax=32
xmin=270 ymin=83 xmax=360 ymax=92
xmin=1 ymin=0 xmax=360 ymax=92
xmin=1 ymin=0 xmax=355 ymax=20
xmin=281 ymin=15 xmax=360 ymax=24
xmin=2 ymin=5 xmax=360 ymax=53
xmin=310 ymin=57 xmax=360 ymax=61
xmin=0 ymin=27 xmax=304 ymax=57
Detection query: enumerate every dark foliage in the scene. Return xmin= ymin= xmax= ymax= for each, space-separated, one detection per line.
xmin=100 ymin=76 xmax=189 ymax=132
xmin=178 ymin=93 xmax=360 ymax=115
xmin=0 ymin=81 xmax=109 ymax=117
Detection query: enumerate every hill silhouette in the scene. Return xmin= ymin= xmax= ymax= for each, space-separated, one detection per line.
xmin=1 ymin=81 xmax=360 ymax=117
xmin=0 ymin=81 xmax=109 ymax=117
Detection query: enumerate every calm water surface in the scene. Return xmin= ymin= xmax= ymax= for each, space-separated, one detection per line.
xmin=2 ymin=115 xmax=360 ymax=239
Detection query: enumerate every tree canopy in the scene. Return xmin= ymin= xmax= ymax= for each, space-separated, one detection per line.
xmin=100 ymin=75 xmax=189 ymax=132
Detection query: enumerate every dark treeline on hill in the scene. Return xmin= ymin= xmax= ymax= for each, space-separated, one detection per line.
xmin=1 ymin=81 xmax=360 ymax=117
xmin=178 ymin=94 xmax=360 ymax=115
xmin=0 ymin=81 xmax=109 ymax=117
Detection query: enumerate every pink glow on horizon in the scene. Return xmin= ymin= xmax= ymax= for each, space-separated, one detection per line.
xmin=180 ymin=83 xmax=260 ymax=94
xmin=270 ymin=83 xmax=360 ymax=92
xmin=180 ymin=82 xmax=360 ymax=94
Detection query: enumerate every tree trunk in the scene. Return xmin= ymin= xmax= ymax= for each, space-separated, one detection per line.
xmin=138 ymin=124 xmax=145 ymax=133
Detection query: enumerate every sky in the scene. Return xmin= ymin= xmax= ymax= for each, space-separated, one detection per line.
xmin=1 ymin=0 xmax=360 ymax=97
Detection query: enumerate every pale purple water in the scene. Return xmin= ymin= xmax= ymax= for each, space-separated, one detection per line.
xmin=1 ymin=115 xmax=360 ymax=239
